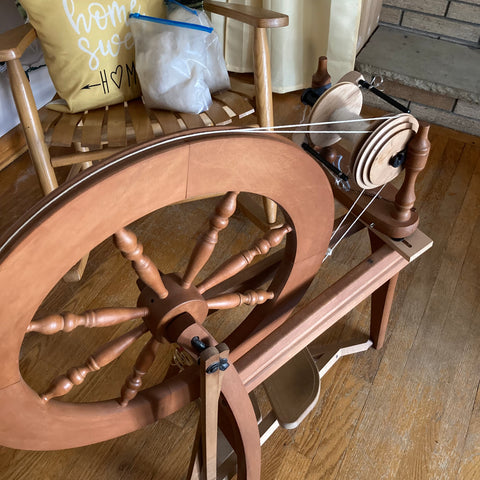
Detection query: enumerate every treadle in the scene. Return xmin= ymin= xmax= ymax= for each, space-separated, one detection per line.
xmin=309 ymin=338 xmax=373 ymax=377
xmin=263 ymin=348 xmax=320 ymax=429
xmin=256 ymin=339 xmax=373 ymax=443
xmin=216 ymin=338 xmax=375 ymax=479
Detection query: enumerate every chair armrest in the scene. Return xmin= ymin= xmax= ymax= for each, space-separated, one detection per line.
xmin=0 ymin=24 xmax=37 ymax=62
xmin=204 ymin=1 xmax=288 ymax=28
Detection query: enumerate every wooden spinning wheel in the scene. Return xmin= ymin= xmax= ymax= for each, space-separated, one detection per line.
xmin=0 ymin=132 xmax=334 ymax=478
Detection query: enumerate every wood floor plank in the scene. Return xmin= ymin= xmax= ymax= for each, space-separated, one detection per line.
xmin=333 ymin=134 xmax=479 ymax=480
xmin=457 ymin=379 xmax=480 ymax=480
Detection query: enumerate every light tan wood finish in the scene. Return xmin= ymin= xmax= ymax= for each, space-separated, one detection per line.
xmin=0 ymin=98 xmax=478 ymax=480
xmin=253 ymin=27 xmax=277 ymax=224
xmin=204 ymin=1 xmax=289 ymax=28
xmin=0 ymin=23 xmax=36 ymax=61
xmin=7 ymin=58 xmax=57 ymax=194
xmin=0 ymin=2 xmax=288 ymax=253
xmin=51 ymin=113 xmax=83 ymax=148
xmin=308 ymin=82 xmax=364 ymax=148
xmin=106 ymin=103 xmax=128 ymax=147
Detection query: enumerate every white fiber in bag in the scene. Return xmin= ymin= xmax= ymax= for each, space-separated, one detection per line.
xmin=168 ymin=4 xmax=230 ymax=93
xmin=130 ymin=17 xmax=212 ymax=114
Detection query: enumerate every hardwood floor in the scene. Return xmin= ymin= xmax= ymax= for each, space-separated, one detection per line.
xmin=0 ymin=92 xmax=479 ymax=479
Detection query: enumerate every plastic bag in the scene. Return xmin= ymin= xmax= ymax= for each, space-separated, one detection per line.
xmin=129 ymin=13 xmax=213 ymax=114
xmin=167 ymin=1 xmax=230 ymax=93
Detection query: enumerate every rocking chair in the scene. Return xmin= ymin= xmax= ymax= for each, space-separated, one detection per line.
xmin=0 ymin=1 xmax=288 ymax=279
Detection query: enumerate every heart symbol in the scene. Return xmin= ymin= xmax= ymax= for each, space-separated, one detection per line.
xmin=110 ymin=65 xmax=123 ymax=89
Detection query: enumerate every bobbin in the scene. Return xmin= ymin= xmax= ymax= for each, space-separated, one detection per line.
xmin=305 ymin=80 xmax=419 ymax=190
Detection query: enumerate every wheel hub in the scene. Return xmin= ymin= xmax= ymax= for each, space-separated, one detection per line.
xmin=137 ymin=273 xmax=208 ymax=340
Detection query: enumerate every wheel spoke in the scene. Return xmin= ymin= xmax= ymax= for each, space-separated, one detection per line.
xmin=203 ymin=249 xmax=283 ymax=300
xmin=206 ymin=289 xmax=274 ymax=310
xmin=40 ymin=324 xmax=148 ymax=403
xmin=119 ymin=336 xmax=160 ymax=406
xmin=27 ymin=307 xmax=149 ymax=335
xmin=196 ymin=224 xmax=292 ymax=294
xmin=114 ymin=227 xmax=168 ymax=299
xmin=182 ymin=191 xmax=239 ymax=289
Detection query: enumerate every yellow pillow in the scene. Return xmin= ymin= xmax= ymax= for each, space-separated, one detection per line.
xmin=21 ymin=0 xmax=166 ymax=112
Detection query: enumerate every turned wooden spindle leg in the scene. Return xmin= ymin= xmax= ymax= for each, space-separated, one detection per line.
xmin=182 ymin=192 xmax=239 ymax=289
xmin=114 ymin=228 xmax=169 ymax=299
xmin=368 ymin=231 xmax=399 ymax=349
xmin=392 ymin=124 xmax=431 ymax=223
xmin=253 ymin=27 xmax=277 ymax=225
xmin=8 ymin=58 xmax=58 ymax=195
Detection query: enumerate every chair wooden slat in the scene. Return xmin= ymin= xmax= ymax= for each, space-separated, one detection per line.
xmin=229 ymin=77 xmax=256 ymax=101
xmin=39 ymin=109 xmax=62 ymax=135
xmin=127 ymin=99 xmax=154 ymax=144
xmin=50 ymin=113 xmax=83 ymax=147
xmin=213 ymin=91 xmax=254 ymax=119
xmin=178 ymin=112 xmax=206 ymax=129
xmin=151 ymin=110 xmax=182 ymax=135
xmin=81 ymin=109 xmax=105 ymax=150
xmin=107 ymin=103 xmax=127 ymax=147
xmin=205 ymin=101 xmax=232 ymax=126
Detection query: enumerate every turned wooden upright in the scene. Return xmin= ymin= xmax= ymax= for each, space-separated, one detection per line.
xmin=392 ymin=124 xmax=431 ymax=223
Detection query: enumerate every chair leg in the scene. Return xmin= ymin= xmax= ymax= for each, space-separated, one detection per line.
xmin=7 ymin=58 xmax=58 ymax=195
xmin=253 ymin=27 xmax=278 ymax=225
xmin=369 ymin=230 xmax=399 ymax=349
xmin=263 ymin=198 xmax=278 ymax=225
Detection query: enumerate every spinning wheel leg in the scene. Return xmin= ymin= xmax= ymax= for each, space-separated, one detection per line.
xmin=369 ymin=230 xmax=399 ymax=349
xmin=189 ymin=343 xmax=229 ymax=480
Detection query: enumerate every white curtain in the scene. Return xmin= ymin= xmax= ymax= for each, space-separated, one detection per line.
xmin=210 ymin=0 xmax=363 ymax=93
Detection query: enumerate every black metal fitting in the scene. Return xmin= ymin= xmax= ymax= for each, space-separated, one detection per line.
xmin=205 ymin=357 xmax=230 ymax=374
xmin=301 ymin=84 xmax=332 ymax=107
xmin=302 ymin=143 xmax=349 ymax=182
xmin=191 ymin=336 xmax=207 ymax=352
xmin=390 ymin=150 xmax=407 ymax=168
xmin=358 ymin=79 xmax=410 ymax=114
xmin=219 ymin=357 xmax=230 ymax=371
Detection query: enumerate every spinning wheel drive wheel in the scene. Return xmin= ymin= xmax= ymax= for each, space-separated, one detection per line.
xmin=0 ymin=132 xmax=334 ymax=478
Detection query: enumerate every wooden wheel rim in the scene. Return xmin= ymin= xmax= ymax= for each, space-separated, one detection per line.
xmin=0 ymin=132 xmax=334 ymax=450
